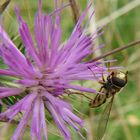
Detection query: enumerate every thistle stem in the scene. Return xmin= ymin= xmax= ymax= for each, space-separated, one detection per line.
xmin=0 ymin=0 xmax=11 ymax=14
xmin=91 ymin=40 xmax=140 ymax=62
xmin=69 ymin=0 xmax=80 ymax=24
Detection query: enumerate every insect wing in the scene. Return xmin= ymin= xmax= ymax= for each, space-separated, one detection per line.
xmin=95 ymin=96 xmax=114 ymax=140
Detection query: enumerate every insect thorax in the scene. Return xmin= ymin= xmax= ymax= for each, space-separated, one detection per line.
xmin=110 ymin=71 xmax=127 ymax=88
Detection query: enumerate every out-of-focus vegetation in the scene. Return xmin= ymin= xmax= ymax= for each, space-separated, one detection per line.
xmin=0 ymin=0 xmax=140 ymax=140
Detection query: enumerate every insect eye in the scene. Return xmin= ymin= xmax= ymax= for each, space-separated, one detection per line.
xmin=111 ymin=77 xmax=126 ymax=87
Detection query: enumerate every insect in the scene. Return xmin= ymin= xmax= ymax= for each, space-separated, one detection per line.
xmin=89 ymin=70 xmax=128 ymax=108
xmin=89 ymin=70 xmax=128 ymax=140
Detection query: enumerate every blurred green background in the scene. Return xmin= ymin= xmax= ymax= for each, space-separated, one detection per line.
xmin=0 ymin=0 xmax=140 ymax=140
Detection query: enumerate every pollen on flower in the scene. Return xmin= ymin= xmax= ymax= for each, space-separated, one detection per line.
xmin=0 ymin=0 xmax=109 ymax=140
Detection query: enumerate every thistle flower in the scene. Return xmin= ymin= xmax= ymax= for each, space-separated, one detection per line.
xmin=0 ymin=0 xmax=107 ymax=140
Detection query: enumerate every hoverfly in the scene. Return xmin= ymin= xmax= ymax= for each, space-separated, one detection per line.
xmin=89 ymin=70 xmax=128 ymax=140
xmin=89 ymin=70 xmax=128 ymax=108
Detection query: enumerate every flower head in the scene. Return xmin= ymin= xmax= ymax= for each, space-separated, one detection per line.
xmin=0 ymin=0 xmax=107 ymax=140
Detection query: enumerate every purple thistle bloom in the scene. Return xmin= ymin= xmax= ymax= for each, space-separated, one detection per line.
xmin=0 ymin=0 xmax=108 ymax=140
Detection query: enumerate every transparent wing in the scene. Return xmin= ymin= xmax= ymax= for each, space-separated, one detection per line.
xmin=95 ymin=96 xmax=114 ymax=140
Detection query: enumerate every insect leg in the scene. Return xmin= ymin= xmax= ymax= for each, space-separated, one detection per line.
xmin=87 ymin=66 xmax=105 ymax=84
xmin=125 ymin=71 xmax=128 ymax=83
xmin=89 ymin=86 xmax=106 ymax=108
xmin=64 ymin=90 xmax=92 ymax=100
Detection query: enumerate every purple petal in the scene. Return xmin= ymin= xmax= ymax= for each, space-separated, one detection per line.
xmin=15 ymin=7 xmax=42 ymax=68
xmin=0 ymin=88 xmax=24 ymax=98
xmin=66 ymin=84 xmax=97 ymax=93
xmin=40 ymin=99 xmax=48 ymax=140
xmin=48 ymin=14 xmax=61 ymax=69
xmin=0 ymin=93 xmax=37 ymax=120
xmin=63 ymin=108 xmax=83 ymax=127
xmin=0 ymin=69 xmax=22 ymax=77
xmin=34 ymin=13 xmax=50 ymax=65
xmin=0 ymin=25 xmax=27 ymax=65
xmin=47 ymin=102 xmax=71 ymax=140
xmin=11 ymin=106 xmax=32 ymax=140
xmin=16 ymin=79 xmax=39 ymax=86
xmin=31 ymin=97 xmax=42 ymax=140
